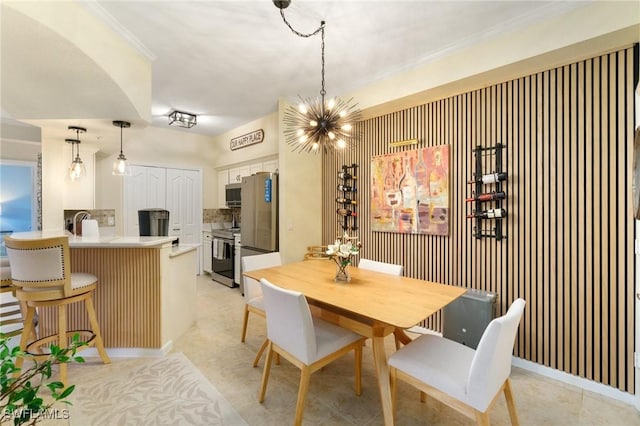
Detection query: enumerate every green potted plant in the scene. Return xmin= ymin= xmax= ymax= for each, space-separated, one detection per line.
xmin=0 ymin=334 xmax=86 ymax=425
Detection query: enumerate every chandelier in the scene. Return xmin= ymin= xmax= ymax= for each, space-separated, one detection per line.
xmin=274 ymin=0 xmax=361 ymax=154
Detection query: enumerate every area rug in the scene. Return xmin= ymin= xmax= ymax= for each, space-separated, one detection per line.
xmin=69 ymin=352 xmax=248 ymax=426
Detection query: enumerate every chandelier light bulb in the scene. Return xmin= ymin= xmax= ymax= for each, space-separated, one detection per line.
xmin=341 ymin=123 xmax=352 ymax=131
xmin=310 ymin=120 xmax=318 ymax=127
xmin=312 ymin=142 xmax=319 ymax=150
xmin=328 ymin=131 xmax=335 ymax=140
xmin=299 ymin=134 xmax=308 ymax=143
xmin=326 ymin=98 xmax=335 ymax=110
xmin=336 ymin=139 xmax=346 ymax=149
xmin=339 ymin=110 xmax=347 ymax=118
xmin=298 ymin=104 xmax=308 ymax=114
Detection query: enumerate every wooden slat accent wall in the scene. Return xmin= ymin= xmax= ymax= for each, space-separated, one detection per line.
xmin=322 ymin=45 xmax=637 ymax=392
xmin=38 ymin=248 xmax=162 ymax=348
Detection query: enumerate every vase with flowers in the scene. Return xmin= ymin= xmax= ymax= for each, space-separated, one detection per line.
xmin=326 ymin=232 xmax=361 ymax=282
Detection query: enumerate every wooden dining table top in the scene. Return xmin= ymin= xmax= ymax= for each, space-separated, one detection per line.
xmin=244 ymin=259 xmax=466 ymax=329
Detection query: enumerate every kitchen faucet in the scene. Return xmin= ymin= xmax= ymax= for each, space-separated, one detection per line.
xmin=72 ymin=211 xmax=91 ymax=236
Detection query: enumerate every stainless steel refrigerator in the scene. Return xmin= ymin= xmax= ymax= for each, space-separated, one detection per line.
xmin=240 ymin=173 xmax=279 ymax=291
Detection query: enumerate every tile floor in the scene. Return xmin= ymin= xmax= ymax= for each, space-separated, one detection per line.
xmin=28 ymin=274 xmax=640 ymax=425
xmin=170 ymin=274 xmax=640 ymax=425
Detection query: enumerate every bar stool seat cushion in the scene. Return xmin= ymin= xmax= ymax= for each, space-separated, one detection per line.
xmin=1 ymin=265 xmax=11 ymax=283
xmin=71 ymin=272 xmax=98 ymax=289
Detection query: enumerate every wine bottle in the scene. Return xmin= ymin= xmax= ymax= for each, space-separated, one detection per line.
xmin=465 ymin=191 xmax=506 ymax=203
xmin=338 ymin=171 xmax=357 ymax=180
xmin=468 ymin=172 xmax=507 ymax=184
xmin=466 ymin=208 xmax=506 ymax=219
xmin=337 ymin=184 xmax=357 ymax=192
xmin=335 ymin=197 xmax=357 ymax=205
xmin=336 ymin=208 xmax=357 ymax=217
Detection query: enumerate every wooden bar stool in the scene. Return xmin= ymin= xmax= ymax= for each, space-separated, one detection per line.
xmin=1 ymin=257 xmax=27 ymax=339
xmin=4 ymin=235 xmax=110 ymax=384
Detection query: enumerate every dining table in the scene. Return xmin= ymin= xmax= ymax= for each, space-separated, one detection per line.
xmin=244 ymin=258 xmax=466 ymax=425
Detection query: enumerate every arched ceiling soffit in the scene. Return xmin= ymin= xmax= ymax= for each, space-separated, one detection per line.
xmin=1 ymin=4 xmax=151 ymax=123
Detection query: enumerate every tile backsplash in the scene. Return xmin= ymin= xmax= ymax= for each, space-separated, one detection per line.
xmin=203 ymin=208 xmax=240 ymax=228
xmin=64 ymin=209 xmax=116 ymax=231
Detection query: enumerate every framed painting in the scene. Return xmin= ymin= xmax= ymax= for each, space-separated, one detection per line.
xmin=371 ymin=145 xmax=450 ymax=235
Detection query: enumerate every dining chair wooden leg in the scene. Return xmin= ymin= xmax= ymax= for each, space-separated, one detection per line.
xmin=84 ymin=295 xmax=110 ymax=364
xmin=58 ymin=304 xmax=68 ymax=384
xmin=475 ymin=411 xmax=490 ymax=426
xmin=294 ymin=366 xmax=312 ymax=426
xmin=240 ymin=306 xmax=250 ymax=342
xmin=503 ymin=378 xmax=520 ymax=426
xmin=253 ymin=338 xmax=269 ymax=367
xmin=253 ymin=338 xmax=280 ymax=367
xmin=354 ymin=343 xmax=362 ymax=395
xmin=258 ymin=341 xmax=274 ymax=403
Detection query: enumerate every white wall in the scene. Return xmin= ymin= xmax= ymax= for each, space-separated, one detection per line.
xmin=210 ymin=112 xmax=279 ymax=169
xmin=276 ymin=99 xmax=322 ymax=264
xmin=349 ymin=1 xmax=640 ymax=114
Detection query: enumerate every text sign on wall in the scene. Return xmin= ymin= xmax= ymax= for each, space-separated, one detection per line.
xmin=230 ymin=129 xmax=264 ymax=151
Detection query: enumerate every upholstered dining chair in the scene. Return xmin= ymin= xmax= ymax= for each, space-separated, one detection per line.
xmin=240 ymin=251 xmax=282 ymax=367
xmin=389 ymin=298 xmax=526 ymax=426
xmin=4 ymin=235 xmax=111 ymax=384
xmin=258 ymin=278 xmax=366 ymax=426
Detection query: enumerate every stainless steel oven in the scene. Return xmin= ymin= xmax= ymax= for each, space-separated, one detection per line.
xmin=211 ymin=230 xmax=236 ymax=287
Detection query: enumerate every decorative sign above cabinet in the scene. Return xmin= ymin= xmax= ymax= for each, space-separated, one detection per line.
xmin=230 ymin=129 xmax=264 ymax=151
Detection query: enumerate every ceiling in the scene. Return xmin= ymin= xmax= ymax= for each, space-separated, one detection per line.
xmin=2 ymin=0 xmax=591 ymax=151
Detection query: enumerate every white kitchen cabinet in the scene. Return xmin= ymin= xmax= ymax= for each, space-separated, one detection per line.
xmin=203 ymin=231 xmax=212 ymax=274
xmin=228 ymin=166 xmax=251 ymax=183
xmin=249 ymin=163 xmax=263 ymax=175
xmin=262 ymin=159 xmax=278 ymax=173
xmin=217 ymin=170 xmax=229 ymax=209
xmin=62 ymin=146 xmax=97 ymax=210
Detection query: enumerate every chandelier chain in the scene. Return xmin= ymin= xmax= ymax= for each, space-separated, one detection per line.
xmin=279 ymin=9 xmax=326 ymax=101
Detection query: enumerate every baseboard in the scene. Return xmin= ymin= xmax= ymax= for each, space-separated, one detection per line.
xmin=512 ymin=356 xmax=636 ymax=408
xmin=80 ymin=340 xmax=174 ymax=358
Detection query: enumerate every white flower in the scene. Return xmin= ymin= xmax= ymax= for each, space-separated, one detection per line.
xmin=326 ymin=232 xmax=360 ymax=259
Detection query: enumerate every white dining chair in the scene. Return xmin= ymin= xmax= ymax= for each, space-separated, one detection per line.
xmin=258 ymin=278 xmax=366 ymax=426
xmin=240 ymin=251 xmax=282 ymax=367
xmin=389 ymin=298 xmax=526 ymax=426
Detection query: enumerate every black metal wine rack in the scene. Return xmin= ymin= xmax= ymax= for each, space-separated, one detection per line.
xmin=468 ymin=143 xmax=506 ymax=240
xmin=336 ymin=163 xmax=358 ymax=232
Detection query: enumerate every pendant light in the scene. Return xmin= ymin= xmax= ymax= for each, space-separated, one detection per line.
xmin=112 ymin=120 xmax=132 ymax=176
xmin=66 ymin=126 xmax=86 ymax=181
xmin=274 ymin=0 xmax=361 ymax=154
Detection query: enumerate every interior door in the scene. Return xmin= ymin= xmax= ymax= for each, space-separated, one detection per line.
xmin=124 ymin=165 xmax=166 ymax=236
xmin=166 ymin=168 xmax=202 ymax=245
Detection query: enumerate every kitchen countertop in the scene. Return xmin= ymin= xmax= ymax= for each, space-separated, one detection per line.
xmin=8 ymin=231 xmax=176 ymax=248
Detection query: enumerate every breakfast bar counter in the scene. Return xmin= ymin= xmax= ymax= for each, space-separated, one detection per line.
xmin=8 ymin=232 xmax=197 ymax=355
